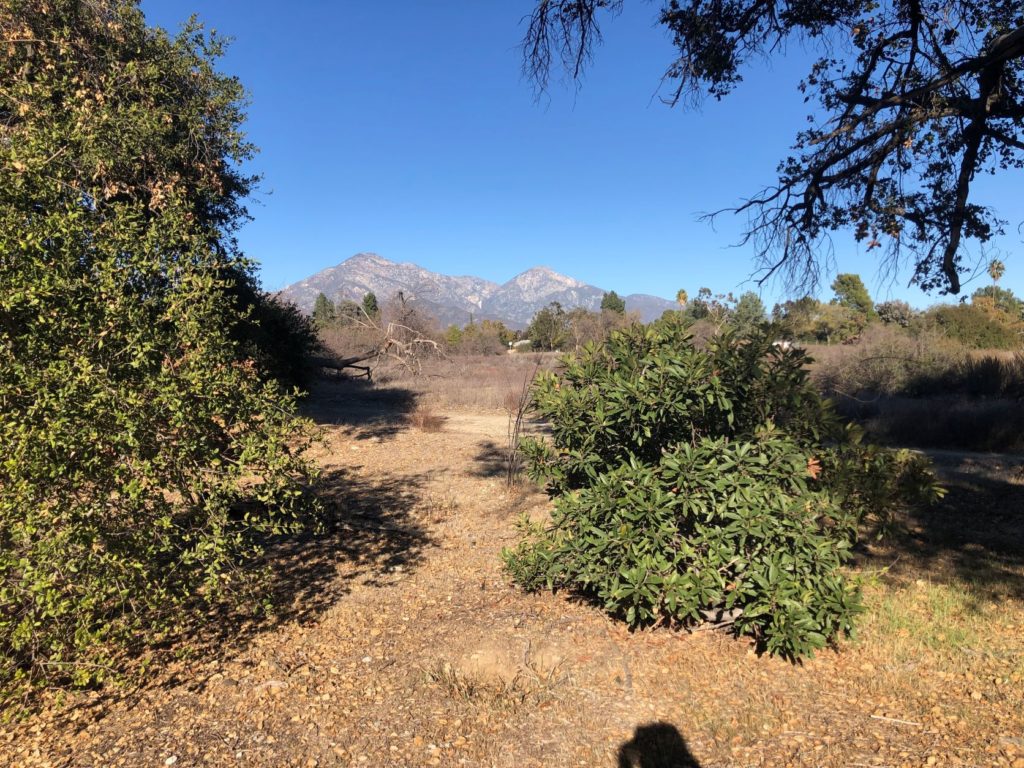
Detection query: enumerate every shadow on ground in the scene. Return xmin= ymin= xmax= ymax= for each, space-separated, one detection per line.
xmin=617 ymin=723 xmax=701 ymax=767
xmin=265 ymin=465 xmax=434 ymax=606
xmin=181 ymin=465 xmax=433 ymax=672
xmin=45 ymin=465 xmax=434 ymax=722
xmin=473 ymin=439 xmax=508 ymax=479
xmin=863 ymin=451 xmax=1024 ymax=601
xmin=302 ymin=377 xmax=419 ymax=440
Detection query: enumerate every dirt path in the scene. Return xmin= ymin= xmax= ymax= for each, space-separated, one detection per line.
xmin=3 ymin=386 xmax=1023 ymax=767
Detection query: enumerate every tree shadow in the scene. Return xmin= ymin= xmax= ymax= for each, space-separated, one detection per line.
xmin=261 ymin=466 xmax=434 ymax=608
xmin=472 ymin=439 xmax=509 ymax=478
xmin=861 ymin=451 xmax=1024 ymax=601
xmin=41 ymin=466 xmax=434 ymax=721
xmin=180 ymin=465 xmax=433 ymax=673
xmin=302 ymin=377 xmax=419 ymax=441
xmin=617 ymin=723 xmax=702 ymax=768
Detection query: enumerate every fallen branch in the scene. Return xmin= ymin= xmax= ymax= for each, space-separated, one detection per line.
xmin=869 ymin=714 xmax=922 ymax=727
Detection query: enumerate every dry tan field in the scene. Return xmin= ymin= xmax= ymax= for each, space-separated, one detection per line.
xmin=2 ymin=374 xmax=1023 ymax=768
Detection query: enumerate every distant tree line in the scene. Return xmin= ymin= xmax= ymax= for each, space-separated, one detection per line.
xmin=770 ymin=263 xmax=1023 ymax=349
xmin=316 ymin=268 xmax=1023 ymax=362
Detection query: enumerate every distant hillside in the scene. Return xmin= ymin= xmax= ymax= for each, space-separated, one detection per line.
xmin=277 ymin=253 xmax=677 ymax=328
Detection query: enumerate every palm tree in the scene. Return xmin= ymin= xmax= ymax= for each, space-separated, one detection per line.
xmin=988 ymin=259 xmax=1006 ymax=285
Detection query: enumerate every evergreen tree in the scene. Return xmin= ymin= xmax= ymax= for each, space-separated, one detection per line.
xmin=312 ymin=292 xmax=337 ymax=327
xmin=526 ymin=302 xmax=569 ymax=351
xmin=362 ymin=291 xmax=380 ymax=318
xmin=731 ymin=291 xmax=767 ymax=334
xmin=600 ymin=290 xmax=626 ymax=314
xmin=831 ymin=274 xmax=876 ymax=320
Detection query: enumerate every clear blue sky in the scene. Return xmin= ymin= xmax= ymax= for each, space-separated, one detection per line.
xmin=140 ymin=1 xmax=1023 ymax=308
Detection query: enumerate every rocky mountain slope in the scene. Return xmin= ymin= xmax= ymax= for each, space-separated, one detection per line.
xmin=277 ymin=253 xmax=676 ymax=327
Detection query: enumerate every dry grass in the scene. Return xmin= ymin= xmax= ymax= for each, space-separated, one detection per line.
xmin=406 ymin=403 xmax=446 ymax=432
xmin=8 ymin=364 xmax=1022 ymax=767
xmin=375 ymin=352 xmax=559 ymax=411
xmin=423 ymin=661 xmax=557 ymax=713
xmin=806 ymin=329 xmax=1024 ymax=452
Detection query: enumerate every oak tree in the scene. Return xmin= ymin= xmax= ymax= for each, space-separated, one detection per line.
xmin=1 ymin=0 xmax=319 ymax=690
xmin=522 ymin=1 xmax=1024 ymax=294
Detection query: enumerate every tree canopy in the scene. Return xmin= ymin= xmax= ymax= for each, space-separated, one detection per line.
xmin=600 ymin=290 xmax=627 ymax=314
xmin=362 ymin=291 xmax=380 ymax=318
xmin=313 ymin=292 xmax=337 ymax=327
xmin=1 ymin=0 xmax=318 ymax=690
xmin=526 ymin=301 xmax=569 ymax=350
xmin=831 ymin=273 xmax=876 ymax=319
xmin=522 ymin=1 xmax=1024 ymax=294
xmin=731 ymin=291 xmax=767 ymax=333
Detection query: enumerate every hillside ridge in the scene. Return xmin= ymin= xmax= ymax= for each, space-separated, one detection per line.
xmin=277 ymin=253 xmax=676 ymax=327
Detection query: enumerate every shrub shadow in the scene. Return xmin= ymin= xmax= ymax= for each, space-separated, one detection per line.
xmin=863 ymin=451 xmax=1024 ymax=600
xmin=263 ymin=465 xmax=434 ymax=608
xmin=472 ymin=439 xmax=508 ymax=478
xmin=836 ymin=395 xmax=1024 ymax=454
xmin=617 ymin=723 xmax=702 ymax=767
xmin=302 ymin=377 xmax=419 ymax=441
xmin=42 ymin=466 xmax=434 ymax=721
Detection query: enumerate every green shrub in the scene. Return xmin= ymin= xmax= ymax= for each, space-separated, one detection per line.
xmin=227 ymin=275 xmax=323 ymax=390
xmin=0 ymin=2 xmax=320 ymax=694
xmin=504 ymin=316 xmax=939 ymax=658
xmin=924 ymin=303 xmax=1021 ymax=349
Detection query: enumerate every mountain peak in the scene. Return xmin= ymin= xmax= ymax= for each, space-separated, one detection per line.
xmin=277 ymin=254 xmax=676 ymax=328
xmin=508 ymin=266 xmax=585 ymax=289
xmin=344 ymin=252 xmax=393 ymax=267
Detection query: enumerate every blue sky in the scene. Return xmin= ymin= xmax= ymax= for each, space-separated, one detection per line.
xmin=140 ymin=1 xmax=1023 ymax=308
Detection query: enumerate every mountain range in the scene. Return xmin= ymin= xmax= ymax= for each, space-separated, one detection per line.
xmin=277 ymin=253 xmax=677 ymax=328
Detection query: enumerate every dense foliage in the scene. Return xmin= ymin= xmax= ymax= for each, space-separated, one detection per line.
xmin=504 ymin=317 xmax=940 ymax=658
xmin=928 ymin=300 xmax=1023 ymax=349
xmin=0 ymin=0 xmax=319 ymax=692
xmin=600 ymin=290 xmax=626 ymax=314
xmin=770 ymin=271 xmax=1024 ymax=349
xmin=525 ymin=301 xmax=569 ymax=351
xmin=444 ymin=318 xmax=516 ymax=355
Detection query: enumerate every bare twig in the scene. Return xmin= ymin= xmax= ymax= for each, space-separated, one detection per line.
xmin=869 ymin=714 xmax=923 ymax=727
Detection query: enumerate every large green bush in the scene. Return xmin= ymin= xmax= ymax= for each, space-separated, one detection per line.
xmin=924 ymin=302 xmax=1021 ymax=349
xmin=504 ymin=316 xmax=939 ymax=658
xmin=0 ymin=1 xmax=319 ymax=693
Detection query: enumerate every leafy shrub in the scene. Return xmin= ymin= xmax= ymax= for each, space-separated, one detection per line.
xmin=226 ymin=273 xmax=323 ymax=390
xmin=924 ymin=302 xmax=1021 ymax=349
xmin=503 ymin=316 xmax=939 ymax=658
xmin=0 ymin=2 xmax=320 ymax=694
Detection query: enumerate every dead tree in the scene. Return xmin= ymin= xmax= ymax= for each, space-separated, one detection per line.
xmin=313 ymin=307 xmax=443 ymax=379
